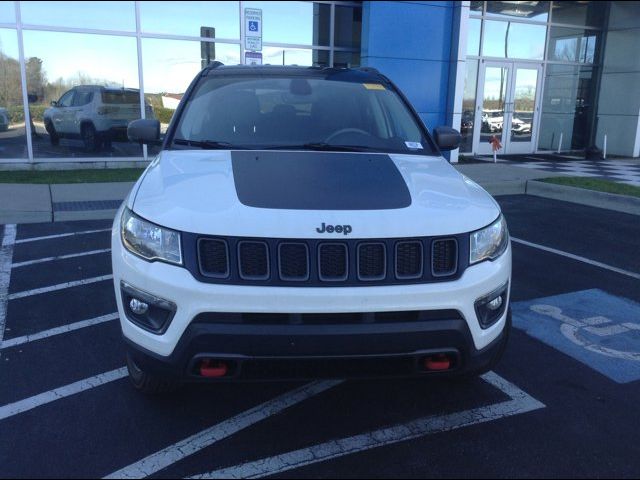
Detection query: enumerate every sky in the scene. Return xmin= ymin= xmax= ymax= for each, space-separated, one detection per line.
xmin=0 ymin=1 xmax=326 ymax=94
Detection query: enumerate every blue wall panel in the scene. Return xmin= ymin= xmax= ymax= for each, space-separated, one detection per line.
xmin=361 ymin=1 xmax=457 ymax=131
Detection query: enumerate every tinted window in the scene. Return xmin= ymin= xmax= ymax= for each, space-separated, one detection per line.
xmin=172 ymin=74 xmax=435 ymax=155
xmin=102 ymin=90 xmax=139 ymax=104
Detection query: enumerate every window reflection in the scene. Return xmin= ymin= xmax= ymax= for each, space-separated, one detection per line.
xmin=142 ymin=38 xmax=240 ymax=155
xmin=460 ymin=60 xmax=478 ymax=152
xmin=335 ymin=6 xmax=361 ymax=48
xmin=0 ymin=28 xmax=27 ymax=159
xmin=20 ymin=1 xmax=136 ymax=32
xmin=243 ymin=1 xmax=329 ymax=46
xmin=139 ymin=1 xmax=240 ymax=39
xmin=486 ymin=1 xmax=549 ymax=22
xmin=538 ymin=65 xmax=594 ymax=151
xmin=22 ymin=30 xmax=141 ymax=158
xmin=333 ymin=51 xmax=359 ymax=68
xmin=551 ymin=1 xmax=606 ymax=28
xmin=483 ymin=20 xmax=546 ymax=59
xmin=548 ymin=27 xmax=599 ymax=63
xmin=467 ymin=18 xmax=481 ymax=56
xmin=262 ymin=47 xmax=313 ymax=66
xmin=0 ymin=2 xmax=15 ymax=23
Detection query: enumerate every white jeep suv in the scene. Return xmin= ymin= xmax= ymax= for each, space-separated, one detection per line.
xmin=43 ymin=85 xmax=153 ymax=151
xmin=113 ymin=64 xmax=511 ymax=393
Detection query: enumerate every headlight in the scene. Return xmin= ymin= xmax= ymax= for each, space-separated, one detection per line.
xmin=470 ymin=214 xmax=509 ymax=265
xmin=121 ymin=208 xmax=182 ymax=265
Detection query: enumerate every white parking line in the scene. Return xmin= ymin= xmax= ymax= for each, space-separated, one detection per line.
xmin=191 ymin=372 xmax=545 ymax=479
xmin=0 ymin=312 xmax=118 ymax=350
xmin=14 ymin=228 xmax=111 ymax=244
xmin=511 ymin=237 xmax=640 ymax=281
xmin=0 ymin=224 xmax=16 ymax=346
xmin=104 ymin=379 xmax=343 ymax=479
xmin=7 ymin=274 xmax=113 ymax=301
xmin=0 ymin=367 xmax=127 ymax=421
xmin=12 ymin=248 xmax=112 ymax=268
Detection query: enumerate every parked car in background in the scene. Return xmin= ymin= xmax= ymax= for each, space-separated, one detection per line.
xmin=0 ymin=108 xmax=9 ymax=132
xmin=43 ymin=86 xmax=154 ymax=151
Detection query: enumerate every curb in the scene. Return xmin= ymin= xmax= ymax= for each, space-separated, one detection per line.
xmin=525 ymin=180 xmax=640 ymax=216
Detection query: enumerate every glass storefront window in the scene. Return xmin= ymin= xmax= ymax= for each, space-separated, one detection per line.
xmin=0 ymin=2 xmax=15 ymax=23
xmin=486 ymin=1 xmax=549 ymax=22
xmin=243 ymin=1 xmax=329 ymax=46
xmin=548 ymin=27 xmax=599 ymax=63
xmin=333 ymin=50 xmax=359 ymax=68
xmin=0 ymin=28 xmax=27 ymax=159
xmin=460 ymin=59 xmax=479 ymax=153
xmin=20 ymin=1 xmax=136 ymax=32
xmin=470 ymin=1 xmax=483 ymax=14
xmin=22 ymin=30 xmax=141 ymax=158
xmin=335 ymin=5 xmax=361 ymax=49
xmin=262 ymin=46 xmax=313 ymax=66
xmin=551 ymin=1 xmax=606 ymax=28
xmin=139 ymin=1 xmax=240 ymax=39
xmin=467 ymin=18 xmax=481 ymax=56
xmin=142 ymin=38 xmax=240 ymax=156
xmin=538 ymin=64 xmax=594 ymax=151
xmin=483 ymin=20 xmax=546 ymax=60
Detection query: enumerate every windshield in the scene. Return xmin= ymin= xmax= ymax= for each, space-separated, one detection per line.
xmin=171 ymin=74 xmax=436 ymax=155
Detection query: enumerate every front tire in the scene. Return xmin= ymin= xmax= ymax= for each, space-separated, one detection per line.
xmin=126 ymin=353 xmax=180 ymax=394
xmin=45 ymin=120 xmax=60 ymax=146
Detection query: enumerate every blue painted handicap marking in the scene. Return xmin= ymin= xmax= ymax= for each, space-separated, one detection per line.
xmin=512 ymin=289 xmax=640 ymax=383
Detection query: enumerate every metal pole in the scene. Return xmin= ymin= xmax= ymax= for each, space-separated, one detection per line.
xmin=15 ymin=1 xmax=34 ymax=164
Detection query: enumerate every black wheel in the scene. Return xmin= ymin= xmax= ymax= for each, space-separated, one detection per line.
xmin=126 ymin=353 xmax=180 ymax=395
xmin=45 ymin=121 xmax=60 ymax=146
xmin=81 ymin=123 xmax=99 ymax=152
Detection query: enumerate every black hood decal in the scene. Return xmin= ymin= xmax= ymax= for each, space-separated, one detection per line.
xmin=231 ymin=151 xmax=412 ymax=210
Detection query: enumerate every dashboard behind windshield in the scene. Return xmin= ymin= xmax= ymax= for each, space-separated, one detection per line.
xmin=171 ymin=74 xmax=437 ymax=155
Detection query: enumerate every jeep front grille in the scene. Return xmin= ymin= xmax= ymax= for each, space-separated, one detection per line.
xmin=192 ymin=235 xmax=465 ymax=286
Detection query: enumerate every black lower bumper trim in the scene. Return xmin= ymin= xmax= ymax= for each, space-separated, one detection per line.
xmin=124 ymin=310 xmax=511 ymax=382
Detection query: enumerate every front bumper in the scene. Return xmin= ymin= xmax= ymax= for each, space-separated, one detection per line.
xmin=125 ymin=310 xmax=511 ymax=381
xmin=112 ymin=218 xmax=512 ymax=376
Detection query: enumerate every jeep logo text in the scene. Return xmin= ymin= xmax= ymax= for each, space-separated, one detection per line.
xmin=316 ymin=223 xmax=352 ymax=235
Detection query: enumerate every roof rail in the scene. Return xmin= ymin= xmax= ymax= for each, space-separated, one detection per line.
xmin=357 ymin=66 xmax=381 ymax=75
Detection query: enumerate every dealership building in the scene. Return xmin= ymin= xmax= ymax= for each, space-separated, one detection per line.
xmin=0 ymin=0 xmax=638 ymax=164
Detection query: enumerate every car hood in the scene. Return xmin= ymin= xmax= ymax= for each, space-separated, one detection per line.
xmin=131 ymin=150 xmax=500 ymax=238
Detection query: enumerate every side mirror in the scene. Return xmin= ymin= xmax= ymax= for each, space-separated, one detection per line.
xmin=50 ymin=100 xmax=58 ymax=107
xmin=433 ymin=126 xmax=461 ymax=151
xmin=127 ymin=119 xmax=161 ymax=145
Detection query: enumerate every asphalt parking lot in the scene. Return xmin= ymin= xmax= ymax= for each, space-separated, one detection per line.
xmin=1 ymin=194 xmax=639 ymax=478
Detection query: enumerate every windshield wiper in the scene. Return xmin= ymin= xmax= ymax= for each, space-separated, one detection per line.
xmin=262 ymin=143 xmax=378 ymax=152
xmin=173 ymin=139 xmax=245 ymax=150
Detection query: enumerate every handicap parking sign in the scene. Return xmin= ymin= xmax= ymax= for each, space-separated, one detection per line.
xmin=512 ymin=289 xmax=640 ymax=383
xmin=248 ymin=21 xmax=259 ymax=32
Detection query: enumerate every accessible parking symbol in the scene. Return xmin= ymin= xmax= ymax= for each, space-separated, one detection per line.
xmin=513 ymin=289 xmax=640 ymax=383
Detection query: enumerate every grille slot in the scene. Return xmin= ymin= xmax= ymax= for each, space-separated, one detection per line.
xmin=238 ymin=241 xmax=270 ymax=280
xmin=198 ymin=239 xmax=229 ymax=278
xmin=318 ymin=243 xmax=348 ymax=281
xmin=432 ymin=239 xmax=458 ymax=276
xmin=357 ymin=242 xmax=386 ymax=281
xmin=395 ymin=241 xmax=423 ymax=279
xmin=278 ymin=243 xmax=309 ymax=281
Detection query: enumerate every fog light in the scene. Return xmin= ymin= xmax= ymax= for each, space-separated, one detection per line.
xmin=474 ymin=282 xmax=509 ymax=329
xmin=121 ymin=281 xmax=176 ymax=335
xmin=129 ymin=298 xmax=149 ymax=315
xmin=487 ymin=295 xmax=503 ymax=311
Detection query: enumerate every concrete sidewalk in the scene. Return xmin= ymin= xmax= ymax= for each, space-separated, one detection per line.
xmin=0 ymin=162 xmax=637 ymax=224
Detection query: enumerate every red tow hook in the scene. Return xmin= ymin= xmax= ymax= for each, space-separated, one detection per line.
xmin=199 ymin=359 xmax=229 ymax=378
xmin=424 ymin=354 xmax=452 ymax=371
